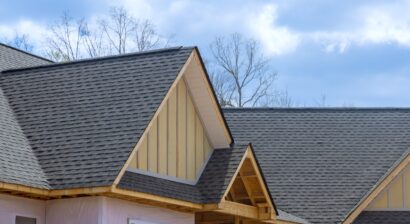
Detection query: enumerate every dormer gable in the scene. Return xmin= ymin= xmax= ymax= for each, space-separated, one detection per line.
xmin=118 ymin=48 xmax=232 ymax=183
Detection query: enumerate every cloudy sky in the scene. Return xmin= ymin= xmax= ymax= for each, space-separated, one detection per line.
xmin=1 ymin=0 xmax=410 ymax=106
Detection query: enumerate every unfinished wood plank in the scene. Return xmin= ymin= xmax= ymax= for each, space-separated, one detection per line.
xmin=389 ymin=175 xmax=404 ymax=208
xmin=137 ymin=137 xmax=148 ymax=170
xmin=187 ymin=92 xmax=196 ymax=180
xmin=129 ymin=151 xmax=137 ymax=168
xmin=158 ymin=104 xmax=168 ymax=175
xmin=204 ymin=136 xmax=211 ymax=161
xmin=369 ymin=191 xmax=388 ymax=209
xmin=148 ymin=119 xmax=158 ymax=173
xmin=196 ymin=114 xmax=204 ymax=173
xmin=177 ymin=81 xmax=187 ymax=179
xmin=168 ymin=89 xmax=177 ymax=177
xmin=405 ymin=168 xmax=410 ymax=207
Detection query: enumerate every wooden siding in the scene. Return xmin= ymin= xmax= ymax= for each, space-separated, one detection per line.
xmin=367 ymin=166 xmax=410 ymax=210
xmin=128 ymin=79 xmax=213 ymax=181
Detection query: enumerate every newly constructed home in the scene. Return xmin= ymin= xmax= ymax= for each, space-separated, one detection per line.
xmin=0 ymin=43 xmax=410 ymax=224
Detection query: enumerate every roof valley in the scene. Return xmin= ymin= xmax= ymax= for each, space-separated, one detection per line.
xmin=0 ymin=86 xmax=50 ymax=189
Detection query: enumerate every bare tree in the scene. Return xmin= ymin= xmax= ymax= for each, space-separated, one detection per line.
xmin=314 ymin=94 xmax=328 ymax=107
xmin=209 ymin=33 xmax=284 ymax=107
xmin=81 ymin=22 xmax=107 ymax=58
xmin=7 ymin=34 xmax=34 ymax=52
xmin=44 ymin=7 xmax=168 ymax=61
xmin=134 ymin=20 xmax=164 ymax=51
xmin=100 ymin=7 xmax=135 ymax=54
xmin=46 ymin=12 xmax=86 ymax=61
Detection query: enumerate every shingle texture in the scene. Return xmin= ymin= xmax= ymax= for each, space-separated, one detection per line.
xmin=0 ymin=43 xmax=51 ymax=71
xmin=353 ymin=211 xmax=410 ymax=224
xmin=0 ymin=88 xmax=49 ymax=189
xmin=0 ymin=47 xmax=193 ymax=189
xmin=223 ymin=108 xmax=410 ymax=224
xmin=0 ymin=44 xmax=51 ymax=189
xmin=278 ymin=209 xmax=311 ymax=224
xmin=118 ymin=143 xmax=249 ymax=203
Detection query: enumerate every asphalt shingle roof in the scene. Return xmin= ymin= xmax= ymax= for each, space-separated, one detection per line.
xmin=0 ymin=43 xmax=51 ymax=71
xmin=118 ymin=143 xmax=249 ymax=204
xmin=353 ymin=211 xmax=410 ymax=224
xmin=0 ymin=44 xmax=51 ymax=189
xmin=0 ymin=47 xmax=193 ymax=189
xmin=0 ymin=88 xmax=50 ymax=189
xmin=223 ymin=108 xmax=410 ymax=224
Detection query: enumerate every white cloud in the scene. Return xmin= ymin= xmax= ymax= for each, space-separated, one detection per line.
xmin=3 ymin=0 xmax=410 ymax=56
xmin=246 ymin=4 xmax=300 ymax=56
xmin=101 ymin=0 xmax=301 ymax=56
xmin=309 ymin=1 xmax=410 ymax=53
xmin=359 ymin=4 xmax=410 ymax=46
xmin=0 ymin=20 xmax=50 ymax=49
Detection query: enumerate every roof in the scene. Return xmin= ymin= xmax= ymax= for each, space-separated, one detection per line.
xmin=353 ymin=211 xmax=410 ymax=224
xmin=0 ymin=46 xmax=194 ymax=189
xmin=118 ymin=143 xmax=249 ymax=204
xmin=278 ymin=209 xmax=311 ymax=224
xmin=0 ymin=88 xmax=49 ymax=189
xmin=0 ymin=44 xmax=52 ymax=189
xmin=0 ymin=43 xmax=51 ymax=71
xmin=223 ymin=108 xmax=410 ymax=224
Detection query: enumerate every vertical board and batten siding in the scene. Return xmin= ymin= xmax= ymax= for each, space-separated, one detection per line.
xmin=128 ymin=79 xmax=213 ymax=181
xmin=367 ymin=166 xmax=410 ymax=210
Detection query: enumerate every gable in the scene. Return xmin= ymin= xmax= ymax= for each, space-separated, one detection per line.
xmin=121 ymin=48 xmax=233 ymax=184
xmin=367 ymin=165 xmax=410 ymax=210
xmin=127 ymin=78 xmax=213 ymax=181
xmin=222 ymin=146 xmax=276 ymax=220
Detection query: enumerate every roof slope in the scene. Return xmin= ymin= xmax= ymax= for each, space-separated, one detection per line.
xmin=0 ymin=47 xmax=193 ymax=189
xmin=118 ymin=143 xmax=249 ymax=204
xmin=0 ymin=44 xmax=52 ymax=188
xmin=0 ymin=88 xmax=49 ymax=189
xmin=353 ymin=211 xmax=410 ymax=224
xmin=223 ymin=108 xmax=410 ymax=224
xmin=0 ymin=43 xmax=51 ymax=71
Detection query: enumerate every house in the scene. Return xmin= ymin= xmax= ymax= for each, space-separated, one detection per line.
xmin=0 ymin=43 xmax=409 ymax=224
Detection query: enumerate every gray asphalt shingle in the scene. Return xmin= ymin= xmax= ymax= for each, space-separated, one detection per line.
xmin=0 ymin=43 xmax=51 ymax=71
xmin=0 ymin=47 xmax=193 ymax=189
xmin=0 ymin=44 xmax=51 ymax=189
xmin=353 ymin=211 xmax=410 ymax=224
xmin=223 ymin=108 xmax=410 ymax=224
xmin=118 ymin=143 xmax=249 ymax=204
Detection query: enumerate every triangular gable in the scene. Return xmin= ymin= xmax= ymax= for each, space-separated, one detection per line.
xmin=344 ymin=151 xmax=410 ymax=223
xmin=206 ymin=145 xmax=277 ymax=221
xmin=114 ymin=48 xmax=233 ymax=185
xmin=127 ymin=78 xmax=214 ymax=181
xmin=367 ymin=164 xmax=410 ymax=210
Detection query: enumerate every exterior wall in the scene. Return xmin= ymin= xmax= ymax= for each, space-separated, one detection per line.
xmin=44 ymin=196 xmax=193 ymax=224
xmin=0 ymin=193 xmax=46 ymax=224
xmin=46 ymin=197 xmax=101 ymax=224
xmin=129 ymin=78 xmax=213 ymax=181
xmin=102 ymin=197 xmax=194 ymax=224
xmin=367 ymin=166 xmax=410 ymax=210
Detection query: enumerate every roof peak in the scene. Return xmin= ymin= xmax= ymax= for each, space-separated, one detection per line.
xmin=1 ymin=46 xmax=195 ymax=73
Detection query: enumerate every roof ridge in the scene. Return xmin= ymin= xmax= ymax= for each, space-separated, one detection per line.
xmin=1 ymin=46 xmax=193 ymax=74
xmin=0 ymin=42 xmax=53 ymax=63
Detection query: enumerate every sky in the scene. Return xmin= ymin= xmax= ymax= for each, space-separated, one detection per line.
xmin=1 ymin=0 xmax=410 ymax=106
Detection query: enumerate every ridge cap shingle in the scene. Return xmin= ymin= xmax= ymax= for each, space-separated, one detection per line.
xmin=1 ymin=46 xmax=194 ymax=74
